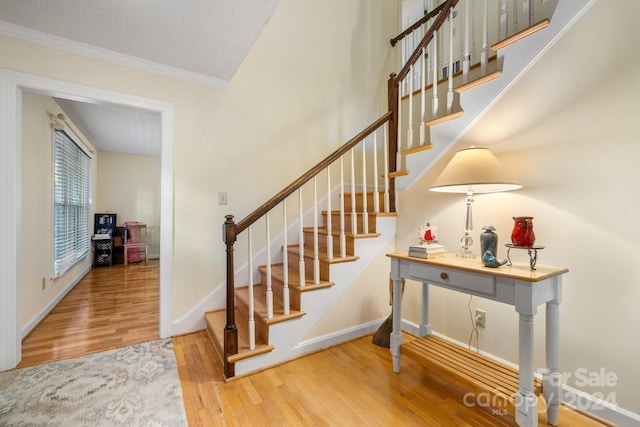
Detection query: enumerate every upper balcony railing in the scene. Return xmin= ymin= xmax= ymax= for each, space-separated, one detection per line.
xmin=390 ymin=0 xmax=552 ymax=168
xmin=397 ymin=0 xmax=549 ymax=97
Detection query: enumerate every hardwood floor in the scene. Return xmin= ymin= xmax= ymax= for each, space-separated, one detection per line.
xmin=19 ymin=260 xmax=609 ymax=426
xmin=174 ymin=332 xmax=610 ymax=427
xmin=18 ymin=260 xmax=160 ymax=368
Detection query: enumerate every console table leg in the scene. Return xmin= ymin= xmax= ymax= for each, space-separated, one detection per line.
xmin=391 ymin=277 xmax=404 ymax=373
xmin=544 ymin=300 xmax=561 ymax=426
xmin=516 ymin=313 xmax=538 ymax=427
xmin=419 ymin=283 xmax=432 ymax=337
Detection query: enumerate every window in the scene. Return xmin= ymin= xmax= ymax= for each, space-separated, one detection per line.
xmin=53 ymin=128 xmax=91 ymax=277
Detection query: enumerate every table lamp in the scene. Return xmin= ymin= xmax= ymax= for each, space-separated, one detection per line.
xmin=429 ymin=146 xmax=521 ymax=258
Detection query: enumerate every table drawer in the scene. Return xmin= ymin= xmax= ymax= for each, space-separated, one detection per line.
xmin=409 ymin=264 xmax=496 ymax=296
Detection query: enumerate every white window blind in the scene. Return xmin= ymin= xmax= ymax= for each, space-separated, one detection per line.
xmin=53 ymin=129 xmax=91 ymax=277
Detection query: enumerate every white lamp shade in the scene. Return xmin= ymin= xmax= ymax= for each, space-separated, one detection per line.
xmin=429 ymin=146 xmax=522 ymax=194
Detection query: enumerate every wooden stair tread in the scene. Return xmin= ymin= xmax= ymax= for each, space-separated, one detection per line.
xmin=258 ymin=263 xmax=335 ymax=290
xmin=320 ymin=210 xmax=385 ymax=218
xmin=387 ymin=170 xmax=409 ymax=178
xmin=425 ymin=110 xmax=464 ymax=127
xmin=235 ymin=285 xmax=306 ymax=324
xmin=286 ymin=244 xmax=360 ymax=263
xmin=491 ymin=18 xmax=550 ymax=51
xmin=302 ymin=225 xmax=381 ymax=239
xmin=456 ymin=70 xmax=502 ymax=93
xmin=402 ymin=143 xmax=433 ymax=156
xmin=402 ymin=334 xmax=541 ymax=413
xmin=205 ymin=310 xmax=275 ymax=364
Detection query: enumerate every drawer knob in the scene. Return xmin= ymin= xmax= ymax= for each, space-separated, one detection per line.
xmin=440 ymin=272 xmax=448 ymax=280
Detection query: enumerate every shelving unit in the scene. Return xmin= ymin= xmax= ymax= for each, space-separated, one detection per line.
xmin=124 ymin=222 xmax=148 ymax=265
xmin=92 ymin=213 xmax=116 ymax=268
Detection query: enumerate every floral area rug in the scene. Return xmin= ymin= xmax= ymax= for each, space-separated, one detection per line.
xmin=0 ymin=339 xmax=187 ymax=426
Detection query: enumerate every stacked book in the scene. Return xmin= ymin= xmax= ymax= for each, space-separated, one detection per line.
xmin=408 ymin=243 xmax=447 ymax=259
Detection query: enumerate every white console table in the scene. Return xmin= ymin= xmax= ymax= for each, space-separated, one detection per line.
xmin=388 ymin=252 xmax=568 ymax=427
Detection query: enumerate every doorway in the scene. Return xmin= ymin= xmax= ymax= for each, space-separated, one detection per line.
xmin=0 ymin=69 xmax=174 ymax=371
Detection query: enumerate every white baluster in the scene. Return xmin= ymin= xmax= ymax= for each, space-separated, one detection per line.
xmin=383 ymin=124 xmax=390 ymax=213
xmin=527 ymin=0 xmax=534 ymax=27
xmin=339 ymin=156 xmax=347 ymax=257
xmin=425 ymin=0 xmax=434 ymax=121
xmin=407 ymin=64 xmax=414 ymax=149
xmin=247 ymin=226 xmax=255 ymax=350
xmin=282 ymin=200 xmax=289 ymax=315
xmin=298 ymin=188 xmax=305 ymax=287
xmin=420 ymin=46 xmax=426 ymax=145
xmin=481 ymin=0 xmax=488 ymax=74
xmin=513 ymin=0 xmax=519 ymax=34
xmin=432 ymin=14 xmax=439 ymax=118
xmin=326 ymin=166 xmax=333 ymax=260
xmin=402 ymin=37 xmax=408 ymax=96
xmin=350 ymin=148 xmax=357 ymax=235
xmin=372 ymin=130 xmax=380 ymax=213
xmin=462 ymin=0 xmax=471 ymax=83
xmin=446 ymin=9 xmax=454 ymax=113
xmin=313 ymin=176 xmax=320 ymax=284
xmin=398 ymin=81 xmax=403 ymax=161
xmin=470 ymin=0 xmax=477 ymax=67
xmin=361 ymin=139 xmax=369 ymax=234
xmin=265 ymin=213 xmax=273 ymax=319
xmin=499 ymin=0 xmax=508 ymax=41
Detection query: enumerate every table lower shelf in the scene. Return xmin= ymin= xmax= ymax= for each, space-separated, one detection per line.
xmin=401 ymin=334 xmax=541 ymax=416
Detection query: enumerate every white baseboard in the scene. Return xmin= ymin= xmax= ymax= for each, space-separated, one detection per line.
xmin=400 ymin=320 xmax=640 ymax=427
xmin=21 ymin=264 xmax=91 ymax=339
xmin=293 ymin=318 xmax=385 ymax=354
xmin=171 ymin=282 xmax=226 ymax=336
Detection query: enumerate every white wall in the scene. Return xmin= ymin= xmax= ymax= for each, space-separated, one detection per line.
xmin=396 ymin=0 xmax=640 ymax=415
xmin=96 ymin=151 xmax=161 ymax=257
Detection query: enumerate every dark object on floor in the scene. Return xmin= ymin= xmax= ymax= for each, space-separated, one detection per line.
xmin=372 ymin=313 xmax=393 ymax=348
xmin=372 ymin=278 xmax=405 ymax=348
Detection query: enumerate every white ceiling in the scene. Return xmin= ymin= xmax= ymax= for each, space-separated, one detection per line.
xmin=0 ymin=0 xmax=280 ymax=156
xmin=54 ymin=98 xmax=163 ymax=157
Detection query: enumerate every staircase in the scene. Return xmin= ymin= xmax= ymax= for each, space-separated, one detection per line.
xmin=208 ymin=0 xmax=595 ymax=380
xmin=206 ymin=192 xmax=395 ymax=375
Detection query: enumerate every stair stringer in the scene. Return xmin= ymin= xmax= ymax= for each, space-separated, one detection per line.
xmin=233 ymin=215 xmax=397 ymax=376
xmin=395 ymin=0 xmax=597 ymax=191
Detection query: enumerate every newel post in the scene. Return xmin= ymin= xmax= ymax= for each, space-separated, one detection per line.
xmin=223 ymin=214 xmax=238 ymax=378
xmin=387 ymin=73 xmax=399 ymax=213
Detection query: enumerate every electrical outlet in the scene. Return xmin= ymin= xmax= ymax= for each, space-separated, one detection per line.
xmin=475 ymin=308 xmax=486 ymax=328
xmin=41 ymin=277 xmax=46 ymax=290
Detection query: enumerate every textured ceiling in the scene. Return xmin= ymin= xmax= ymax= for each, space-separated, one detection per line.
xmin=0 ymin=0 xmax=279 ymax=156
xmin=0 ymin=0 xmax=279 ymax=84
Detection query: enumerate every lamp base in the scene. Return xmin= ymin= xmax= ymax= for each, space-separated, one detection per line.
xmin=456 ymin=249 xmax=476 ymax=259
xmin=457 ymin=233 xmax=475 ymax=259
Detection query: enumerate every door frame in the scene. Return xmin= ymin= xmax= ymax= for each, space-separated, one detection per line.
xmin=0 ymin=69 xmax=174 ymax=370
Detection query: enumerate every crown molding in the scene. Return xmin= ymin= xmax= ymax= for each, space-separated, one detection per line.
xmin=0 ymin=20 xmax=229 ymax=89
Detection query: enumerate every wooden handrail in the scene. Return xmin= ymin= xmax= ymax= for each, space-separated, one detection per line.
xmin=395 ymin=0 xmax=459 ymax=84
xmin=234 ymin=111 xmax=393 ymax=237
xmin=390 ymin=2 xmax=448 ymax=47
